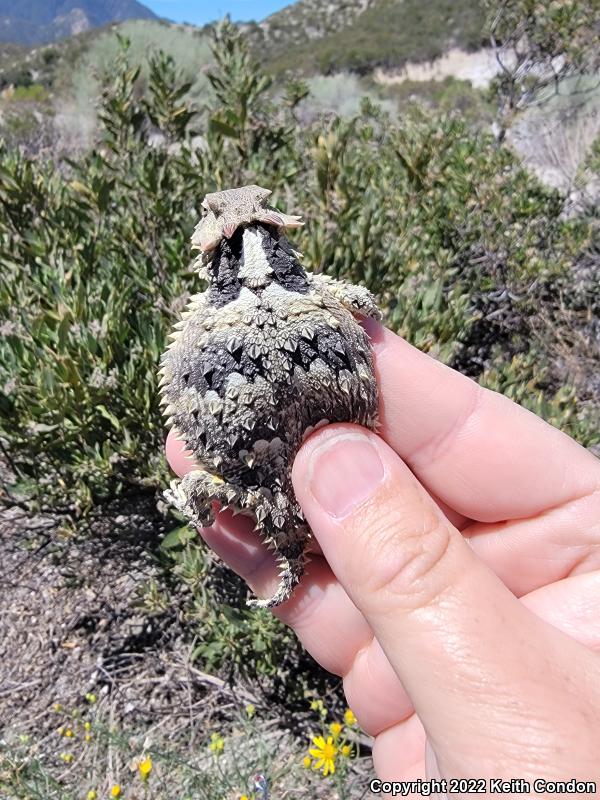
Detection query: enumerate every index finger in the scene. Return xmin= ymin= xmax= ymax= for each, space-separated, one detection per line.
xmin=366 ymin=322 xmax=600 ymax=521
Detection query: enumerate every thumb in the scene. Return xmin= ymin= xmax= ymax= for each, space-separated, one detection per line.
xmin=292 ymin=424 xmax=599 ymax=777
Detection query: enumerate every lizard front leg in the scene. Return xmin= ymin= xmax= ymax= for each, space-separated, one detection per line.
xmin=310 ymin=274 xmax=381 ymax=321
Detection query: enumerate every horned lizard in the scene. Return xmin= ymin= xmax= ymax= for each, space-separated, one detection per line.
xmin=159 ymin=185 xmax=380 ymax=607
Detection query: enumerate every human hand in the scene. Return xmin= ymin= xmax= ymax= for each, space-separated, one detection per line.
xmin=166 ymin=323 xmax=600 ymax=784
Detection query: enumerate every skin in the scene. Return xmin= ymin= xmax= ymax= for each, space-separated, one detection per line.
xmin=166 ymin=322 xmax=600 ymax=789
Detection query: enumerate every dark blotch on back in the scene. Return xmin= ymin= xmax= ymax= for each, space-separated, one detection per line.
xmin=260 ymin=226 xmax=310 ymax=294
xmin=314 ymin=328 xmax=354 ymax=372
xmin=208 ymin=228 xmax=243 ymax=308
xmin=171 ymin=336 xmax=270 ymax=399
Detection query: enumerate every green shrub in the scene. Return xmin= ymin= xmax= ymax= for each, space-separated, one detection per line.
xmin=10 ymin=83 xmax=49 ymax=103
xmin=376 ymin=75 xmax=494 ymax=124
xmin=486 ymin=0 xmax=600 ymax=119
xmin=1 ymin=22 xmax=596 ymax=512
xmin=301 ymin=73 xmax=395 ymax=119
xmin=0 ymin=64 xmax=32 ymax=90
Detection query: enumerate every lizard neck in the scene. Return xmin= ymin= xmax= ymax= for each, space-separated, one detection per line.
xmin=206 ymin=224 xmax=309 ymax=307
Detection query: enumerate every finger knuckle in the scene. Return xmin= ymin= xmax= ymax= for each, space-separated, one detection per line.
xmin=350 ymin=494 xmax=454 ymax=612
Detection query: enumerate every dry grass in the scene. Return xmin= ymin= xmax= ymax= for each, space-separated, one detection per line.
xmin=0 ymin=489 xmax=375 ymax=798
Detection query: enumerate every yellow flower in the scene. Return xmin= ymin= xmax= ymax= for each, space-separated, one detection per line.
xmin=53 ymin=702 xmax=63 ymax=712
xmin=110 ymin=786 xmax=122 ymax=798
xmin=65 ymin=729 xmax=74 ymax=738
xmin=309 ymin=735 xmax=337 ymax=776
xmin=240 ymin=796 xmax=250 ymax=800
xmin=329 ymin=722 xmax=342 ymax=738
xmin=84 ymin=721 xmax=92 ymax=731
xmin=138 ymin=756 xmax=152 ymax=780
xmin=344 ymin=709 xmax=357 ymax=726
xmin=341 ymin=744 xmax=353 ymax=758
xmin=302 ymin=756 xmax=312 ymax=768
xmin=87 ymin=791 xmax=97 ymax=800
xmin=209 ymin=733 xmax=224 ymax=754
xmin=85 ymin=693 xmax=97 ymax=704
xmin=57 ymin=726 xmax=65 ymax=736
xmin=245 ymin=703 xmax=256 ymax=718
xmin=60 ymin=752 xmax=74 ymax=763
xmin=84 ymin=734 xmax=92 ymax=743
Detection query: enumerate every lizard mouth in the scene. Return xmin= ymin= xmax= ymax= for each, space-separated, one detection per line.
xmin=195 ymin=234 xmax=221 ymax=253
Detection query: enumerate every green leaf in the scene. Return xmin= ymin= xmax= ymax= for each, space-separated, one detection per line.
xmin=96 ymin=405 xmax=121 ymax=431
xmin=31 ymin=422 xmax=59 ymax=433
xmin=161 ymin=525 xmax=196 ymax=549
xmin=209 ymin=118 xmax=239 ymax=139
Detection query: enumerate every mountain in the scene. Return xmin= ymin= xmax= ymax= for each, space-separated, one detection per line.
xmin=0 ymin=0 xmax=158 ymax=45
xmin=254 ymin=0 xmax=372 ymax=48
xmin=248 ymin=0 xmax=487 ymax=75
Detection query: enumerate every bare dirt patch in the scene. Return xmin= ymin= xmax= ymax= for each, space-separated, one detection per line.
xmin=374 ymin=47 xmax=502 ymax=89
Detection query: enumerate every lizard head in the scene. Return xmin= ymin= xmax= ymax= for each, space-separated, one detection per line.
xmin=191 ymin=184 xmax=303 ymax=254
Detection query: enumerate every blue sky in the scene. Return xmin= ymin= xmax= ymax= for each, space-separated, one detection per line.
xmin=144 ymin=1 xmax=291 ymax=26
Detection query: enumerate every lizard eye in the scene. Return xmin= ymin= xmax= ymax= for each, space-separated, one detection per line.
xmin=201 ymin=200 xmax=215 ymax=218
xmin=255 ymin=187 xmax=272 ymax=204
xmin=203 ymin=195 xmax=222 ymax=215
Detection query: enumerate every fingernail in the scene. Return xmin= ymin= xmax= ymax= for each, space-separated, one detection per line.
xmin=308 ymin=432 xmax=385 ymax=519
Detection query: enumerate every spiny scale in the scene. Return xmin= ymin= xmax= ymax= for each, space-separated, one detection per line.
xmin=159 ymin=184 xmax=381 ymax=608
